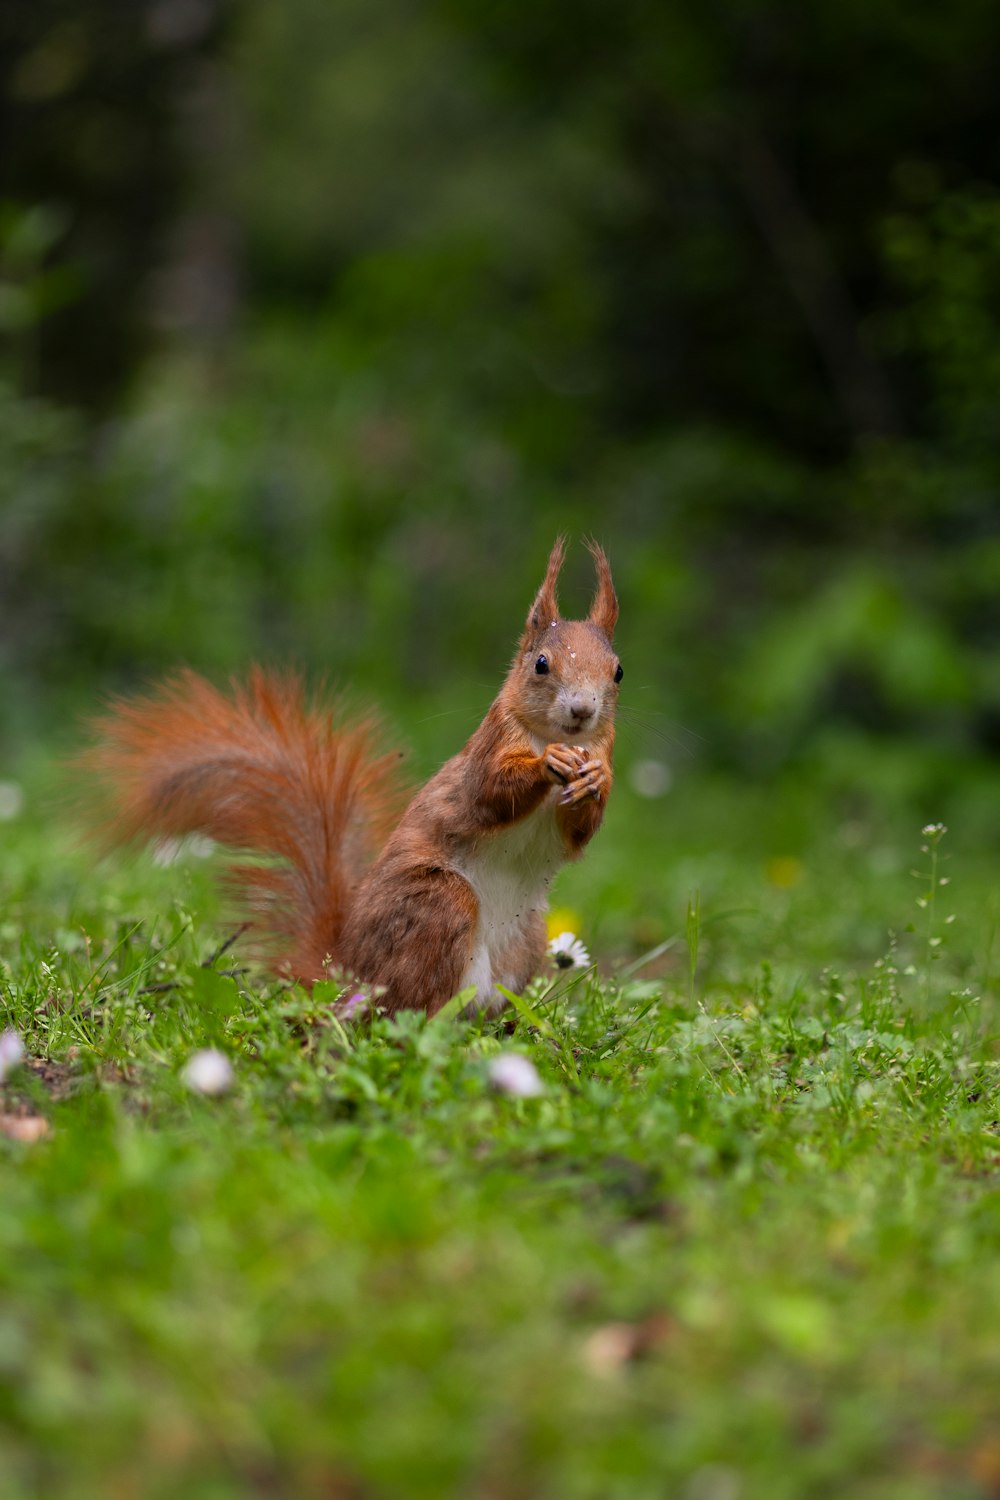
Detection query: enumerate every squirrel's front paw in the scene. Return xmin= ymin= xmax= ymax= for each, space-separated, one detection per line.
xmin=560 ymin=757 xmax=607 ymax=806
xmin=544 ymin=742 xmax=587 ymax=786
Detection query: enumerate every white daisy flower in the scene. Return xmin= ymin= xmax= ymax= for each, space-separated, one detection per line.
xmin=548 ymin=932 xmax=592 ymax=971
xmin=181 ymin=1048 xmax=234 ymax=1096
xmin=0 ymin=1029 xmax=24 ymax=1082
xmin=487 ymin=1052 xmax=545 ymax=1098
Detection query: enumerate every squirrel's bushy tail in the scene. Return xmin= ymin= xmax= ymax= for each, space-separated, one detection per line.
xmin=80 ymin=667 xmax=408 ymax=980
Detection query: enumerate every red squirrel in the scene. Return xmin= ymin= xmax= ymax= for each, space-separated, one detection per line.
xmin=83 ymin=537 xmax=621 ymax=1017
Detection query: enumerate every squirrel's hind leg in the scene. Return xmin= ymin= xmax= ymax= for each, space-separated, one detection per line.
xmin=343 ymin=868 xmax=479 ymax=1018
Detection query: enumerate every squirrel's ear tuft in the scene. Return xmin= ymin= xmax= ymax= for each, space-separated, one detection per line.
xmin=522 ymin=535 xmax=565 ymax=644
xmin=586 ymin=539 xmax=618 ymax=640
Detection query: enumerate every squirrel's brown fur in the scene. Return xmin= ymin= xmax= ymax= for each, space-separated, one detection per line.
xmin=82 ymin=539 xmax=621 ymax=1016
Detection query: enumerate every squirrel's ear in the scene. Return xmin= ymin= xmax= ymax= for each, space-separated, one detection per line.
xmin=586 ymin=539 xmax=618 ymax=640
xmin=522 ymin=535 xmax=565 ymax=645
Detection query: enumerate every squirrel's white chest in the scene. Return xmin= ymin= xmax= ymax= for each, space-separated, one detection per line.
xmin=454 ymin=795 xmax=564 ymax=1011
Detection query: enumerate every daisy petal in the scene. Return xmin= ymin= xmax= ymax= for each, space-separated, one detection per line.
xmin=181 ymin=1048 xmax=234 ymax=1096
xmin=548 ymin=932 xmax=592 ymax=971
xmin=487 ymin=1053 xmax=545 ymax=1098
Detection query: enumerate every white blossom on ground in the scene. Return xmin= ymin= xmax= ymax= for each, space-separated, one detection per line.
xmin=0 ymin=1030 xmax=24 ymax=1082
xmin=153 ymin=834 xmax=216 ymax=867
xmin=181 ymin=1048 xmax=234 ymax=1096
xmin=548 ymin=932 xmax=592 ymax=971
xmin=0 ymin=782 xmax=24 ymax=820
xmin=487 ymin=1052 xmax=545 ymax=1098
xmin=628 ymin=759 xmax=672 ymax=798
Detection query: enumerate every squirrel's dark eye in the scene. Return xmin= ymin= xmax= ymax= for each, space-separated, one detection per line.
xmin=614 ymin=662 xmax=624 ymax=683
xmin=535 ymin=654 xmax=550 ymax=675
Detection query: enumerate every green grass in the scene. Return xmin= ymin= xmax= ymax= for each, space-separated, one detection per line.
xmin=1 ymin=761 xmax=999 ymax=1499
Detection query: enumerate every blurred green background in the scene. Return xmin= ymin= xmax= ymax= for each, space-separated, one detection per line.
xmin=2 ymin=0 xmax=998 ymax=819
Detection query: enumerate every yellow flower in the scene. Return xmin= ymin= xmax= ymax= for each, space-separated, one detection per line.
xmin=546 ymin=907 xmax=581 ymax=941
xmin=766 ymin=857 xmax=803 ymax=890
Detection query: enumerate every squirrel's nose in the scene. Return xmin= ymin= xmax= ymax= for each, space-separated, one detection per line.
xmin=568 ymin=695 xmax=596 ymax=723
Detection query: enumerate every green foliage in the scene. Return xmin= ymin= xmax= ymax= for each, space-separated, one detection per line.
xmin=2 ymin=8 xmax=998 ymax=1484
xmin=1 ymin=795 xmax=998 ymax=1497
xmin=1 ymin=0 xmax=999 ymax=771
xmin=885 ymin=186 xmax=1000 ymax=460
xmin=2 ymin=5 xmax=999 ymax=1488
xmin=0 ymin=1 xmax=216 ymax=405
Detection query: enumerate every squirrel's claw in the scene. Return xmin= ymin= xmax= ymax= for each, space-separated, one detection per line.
xmin=560 ymin=758 xmax=606 ymax=805
xmin=544 ymin=743 xmax=587 ymax=786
